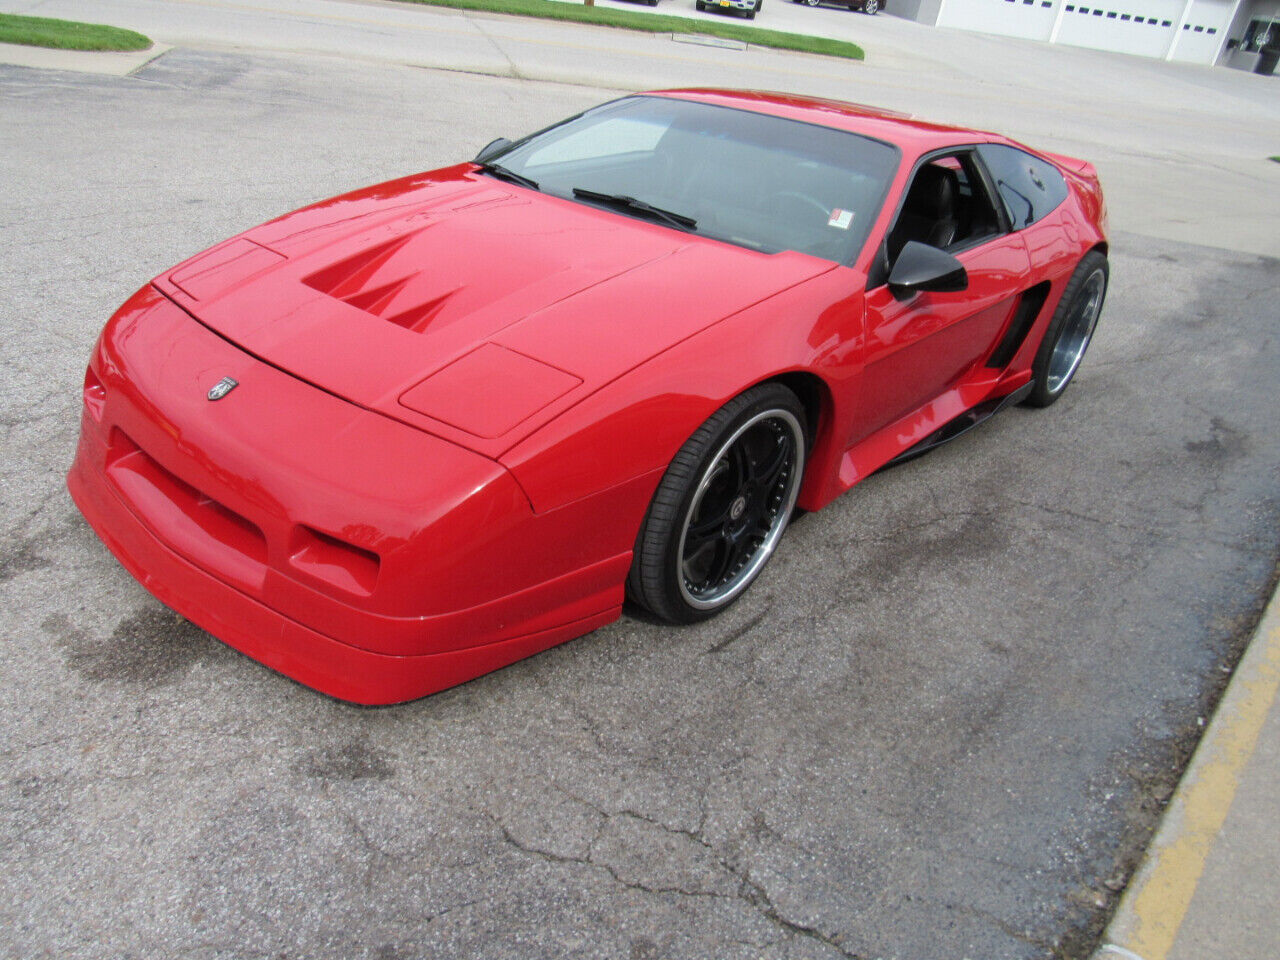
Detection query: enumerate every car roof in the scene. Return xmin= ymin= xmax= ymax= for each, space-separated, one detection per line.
xmin=649 ymin=88 xmax=1007 ymax=155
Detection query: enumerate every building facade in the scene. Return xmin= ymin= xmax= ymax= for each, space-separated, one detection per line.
xmin=893 ymin=0 xmax=1280 ymax=68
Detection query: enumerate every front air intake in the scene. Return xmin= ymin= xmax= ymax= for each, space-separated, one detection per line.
xmin=289 ymin=525 xmax=381 ymax=597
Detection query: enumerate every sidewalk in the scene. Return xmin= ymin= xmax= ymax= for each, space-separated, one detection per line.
xmin=1094 ymin=585 xmax=1280 ymax=960
xmin=0 ymin=39 xmax=168 ymax=75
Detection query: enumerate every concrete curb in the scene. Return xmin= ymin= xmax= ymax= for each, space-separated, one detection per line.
xmin=0 ymin=40 xmax=172 ymax=76
xmin=1091 ymin=583 xmax=1280 ymax=960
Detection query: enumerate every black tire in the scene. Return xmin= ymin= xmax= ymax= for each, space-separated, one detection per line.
xmin=1025 ymin=250 xmax=1108 ymax=408
xmin=628 ymin=383 xmax=807 ymax=624
xmin=862 ymin=0 xmax=879 ymax=12
xmin=696 ymin=0 xmax=705 ymax=8
xmin=804 ymin=0 xmax=821 ymax=6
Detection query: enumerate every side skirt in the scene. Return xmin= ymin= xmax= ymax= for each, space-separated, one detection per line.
xmin=879 ymin=381 xmax=1035 ymax=470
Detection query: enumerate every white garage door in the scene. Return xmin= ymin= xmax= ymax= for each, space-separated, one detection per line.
xmin=1054 ymin=1 xmax=1183 ymax=58
xmin=936 ymin=0 xmax=1060 ymax=41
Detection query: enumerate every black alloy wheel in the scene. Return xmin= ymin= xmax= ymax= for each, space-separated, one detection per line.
xmin=628 ymin=383 xmax=807 ymax=623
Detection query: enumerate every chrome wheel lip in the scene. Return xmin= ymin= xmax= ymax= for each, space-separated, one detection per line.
xmin=1046 ymin=268 xmax=1105 ymax=396
xmin=676 ymin=408 xmax=805 ymax=611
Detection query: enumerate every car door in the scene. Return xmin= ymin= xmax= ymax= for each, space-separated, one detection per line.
xmin=851 ymin=150 xmax=1031 ymax=446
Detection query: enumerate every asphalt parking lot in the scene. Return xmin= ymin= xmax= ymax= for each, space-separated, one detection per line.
xmin=1 ymin=39 xmax=1278 ymax=960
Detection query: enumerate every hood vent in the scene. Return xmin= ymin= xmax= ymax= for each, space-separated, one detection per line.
xmin=384 ymin=289 xmax=458 ymax=333
xmin=302 ymin=230 xmax=421 ymax=299
xmin=300 ymin=227 xmax=456 ymax=332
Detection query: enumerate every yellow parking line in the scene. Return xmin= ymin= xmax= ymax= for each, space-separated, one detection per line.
xmin=1105 ymin=587 xmax=1280 ymax=960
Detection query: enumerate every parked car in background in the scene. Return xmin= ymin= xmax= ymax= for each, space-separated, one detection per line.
xmin=796 ymin=0 xmax=881 ymax=14
xmin=697 ymin=0 xmax=763 ymax=19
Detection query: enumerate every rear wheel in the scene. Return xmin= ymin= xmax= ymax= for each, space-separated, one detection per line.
xmin=804 ymin=0 xmax=821 ymax=6
xmin=696 ymin=0 xmax=706 ymax=8
xmin=628 ymin=384 xmax=807 ymax=623
xmin=1025 ymin=250 xmax=1108 ymax=407
xmin=862 ymin=0 xmax=879 ymax=12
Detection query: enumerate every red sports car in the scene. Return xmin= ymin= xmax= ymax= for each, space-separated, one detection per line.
xmin=69 ymin=90 xmax=1108 ymax=704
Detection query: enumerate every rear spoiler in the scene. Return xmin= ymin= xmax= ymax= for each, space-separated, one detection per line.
xmin=1041 ymin=151 xmax=1106 ymax=233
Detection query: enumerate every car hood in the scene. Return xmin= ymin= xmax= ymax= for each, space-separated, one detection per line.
xmin=154 ymin=165 xmax=833 ymax=456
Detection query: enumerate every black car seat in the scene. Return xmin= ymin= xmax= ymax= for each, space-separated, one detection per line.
xmin=887 ymin=164 xmax=961 ymax=261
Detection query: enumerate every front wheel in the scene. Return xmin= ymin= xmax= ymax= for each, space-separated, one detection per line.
xmin=628 ymin=384 xmax=807 ymax=623
xmin=696 ymin=0 xmax=706 ymax=8
xmin=1025 ymin=250 xmax=1108 ymax=407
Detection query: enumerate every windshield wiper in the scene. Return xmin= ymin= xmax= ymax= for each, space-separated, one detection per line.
xmin=571 ymin=188 xmax=697 ymax=232
xmin=476 ymin=162 xmax=539 ymax=191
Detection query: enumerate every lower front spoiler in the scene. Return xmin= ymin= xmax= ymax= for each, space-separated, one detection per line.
xmin=68 ymin=454 xmax=621 ymax=705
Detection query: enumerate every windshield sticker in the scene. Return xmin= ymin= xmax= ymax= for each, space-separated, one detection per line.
xmin=828 ymin=208 xmax=854 ymax=230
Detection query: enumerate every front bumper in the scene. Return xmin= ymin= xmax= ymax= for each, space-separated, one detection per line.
xmin=67 ymin=286 xmax=631 ymax=703
xmin=68 ymin=444 xmax=616 ymax=704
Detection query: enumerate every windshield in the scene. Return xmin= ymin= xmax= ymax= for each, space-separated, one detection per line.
xmin=485 ymin=96 xmax=899 ymax=264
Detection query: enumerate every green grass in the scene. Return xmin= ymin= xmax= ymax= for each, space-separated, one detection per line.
xmin=0 ymin=13 xmax=152 ymax=52
xmin=1271 ymin=156 xmax=1280 ymax=164
xmin=397 ymin=0 xmax=864 ymax=59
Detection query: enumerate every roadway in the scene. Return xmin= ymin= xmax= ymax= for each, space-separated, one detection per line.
xmin=0 ymin=3 xmax=1277 ymax=959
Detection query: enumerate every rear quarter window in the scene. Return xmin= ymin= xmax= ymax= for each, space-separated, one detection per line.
xmin=978 ymin=144 xmax=1068 ymax=229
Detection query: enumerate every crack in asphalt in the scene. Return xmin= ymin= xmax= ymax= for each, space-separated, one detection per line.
xmin=488 ymin=799 xmax=864 ymax=959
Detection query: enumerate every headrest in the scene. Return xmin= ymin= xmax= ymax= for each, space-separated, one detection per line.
xmin=904 ymin=164 xmax=958 ymax=220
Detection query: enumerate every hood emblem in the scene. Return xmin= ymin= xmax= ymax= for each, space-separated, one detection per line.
xmin=208 ymin=377 xmax=239 ymax=401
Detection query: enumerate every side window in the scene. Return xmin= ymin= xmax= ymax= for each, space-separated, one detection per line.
xmin=884 ymin=151 xmax=1003 ymax=264
xmin=977 ymin=144 xmax=1068 ymax=230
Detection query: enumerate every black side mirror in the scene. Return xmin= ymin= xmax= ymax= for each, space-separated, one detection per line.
xmin=888 ymin=241 xmax=968 ymax=298
xmin=474 ymin=137 xmax=512 ymax=164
